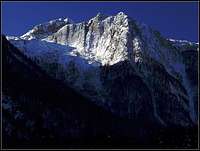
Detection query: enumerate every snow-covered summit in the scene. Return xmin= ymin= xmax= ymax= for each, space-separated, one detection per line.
xmin=20 ymin=18 xmax=73 ymax=40
xmin=168 ymin=38 xmax=198 ymax=52
xmin=89 ymin=12 xmax=108 ymax=22
xmin=7 ymin=12 xmax=198 ymax=74
xmin=168 ymin=38 xmax=198 ymax=45
xmin=6 ymin=36 xmax=21 ymax=41
xmin=7 ymin=12 xmax=198 ymax=68
xmin=168 ymin=38 xmax=198 ymax=47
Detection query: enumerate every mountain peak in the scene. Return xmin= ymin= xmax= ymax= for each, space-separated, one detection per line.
xmin=96 ymin=12 xmax=103 ymax=17
xmin=20 ymin=17 xmax=73 ymax=40
xmin=117 ymin=11 xmax=127 ymax=16
xmin=89 ymin=12 xmax=108 ymax=22
xmin=63 ymin=18 xmax=74 ymax=24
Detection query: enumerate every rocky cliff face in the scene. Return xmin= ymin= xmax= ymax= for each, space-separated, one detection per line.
xmin=6 ymin=12 xmax=198 ymax=127
xmin=20 ymin=18 xmax=73 ymax=40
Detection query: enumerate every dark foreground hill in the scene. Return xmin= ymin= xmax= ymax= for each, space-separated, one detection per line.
xmin=2 ymin=35 xmax=198 ymax=149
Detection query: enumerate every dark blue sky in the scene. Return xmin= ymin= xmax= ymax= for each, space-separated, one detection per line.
xmin=2 ymin=2 xmax=198 ymax=42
